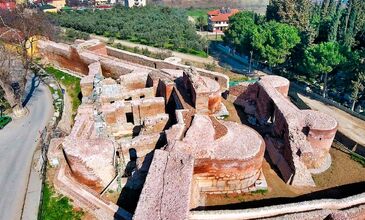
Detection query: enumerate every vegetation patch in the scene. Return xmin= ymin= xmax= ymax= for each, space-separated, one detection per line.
xmin=62 ymin=28 xmax=90 ymax=42
xmin=39 ymin=183 xmax=83 ymax=220
xmin=186 ymin=8 xmax=211 ymax=19
xmin=0 ymin=115 xmax=11 ymax=129
xmin=224 ymin=0 xmax=365 ymax=107
xmin=48 ymin=85 xmax=63 ymax=114
xmin=45 ymin=66 xmax=81 ymax=118
xmin=251 ymin=189 xmax=268 ymax=195
xmin=350 ymin=153 xmax=365 ymax=167
xmin=204 ymin=62 xmax=217 ymax=71
xmin=50 ymin=6 xmax=207 ymax=57
xmin=113 ymin=43 xmax=173 ymax=60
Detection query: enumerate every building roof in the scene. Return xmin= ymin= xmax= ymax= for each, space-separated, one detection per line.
xmin=95 ymin=5 xmax=113 ymax=9
xmin=208 ymin=8 xmax=239 ymax=22
xmin=0 ymin=1 xmax=15 ymax=10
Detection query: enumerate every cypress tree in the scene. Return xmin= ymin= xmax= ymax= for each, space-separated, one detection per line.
xmin=328 ymin=0 xmax=343 ymax=42
xmin=266 ymin=0 xmax=312 ymax=32
xmin=321 ymin=0 xmax=330 ymax=18
xmin=266 ymin=0 xmax=280 ymax=21
xmin=327 ymin=0 xmax=338 ymax=18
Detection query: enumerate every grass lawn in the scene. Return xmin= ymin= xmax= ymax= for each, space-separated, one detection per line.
xmin=0 ymin=115 xmax=11 ymax=129
xmin=186 ymin=8 xmax=212 ymax=19
xmin=45 ymin=66 xmax=81 ymax=118
xmin=39 ymin=183 xmax=83 ymax=220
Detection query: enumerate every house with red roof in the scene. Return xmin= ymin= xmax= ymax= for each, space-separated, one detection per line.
xmin=0 ymin=0 xmax=16 ymax=10
xmin=207 ymin=8 xmax=239 ymax=33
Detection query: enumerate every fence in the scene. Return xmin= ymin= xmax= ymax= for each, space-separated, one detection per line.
xmin=290 ymin=82 xmax=365 ymax=121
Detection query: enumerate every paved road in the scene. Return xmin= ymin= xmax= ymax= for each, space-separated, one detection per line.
xmin=0 ymin=78 xmax=53 ymax=220
xmin=208 ymin=43 xmax=249 ymax=74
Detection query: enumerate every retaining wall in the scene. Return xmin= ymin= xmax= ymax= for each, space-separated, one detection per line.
xmin=189 ymin=192 xmax=365 ymax=220
xmin=105 ymin=46 xmax=229 ymax=91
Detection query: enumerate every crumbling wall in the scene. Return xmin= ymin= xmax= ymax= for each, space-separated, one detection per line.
xmin=133 ymin=150 xmax=194 ymax=220
xmin=87 ymin=43 xmax=108 ymax=55
xmin=105 ymin=46 xmax=229 ymax=91
xmin=62 ymin=111 xmax=116 ymax=191
xmin=38 ymin=41 xmax=89 ymax=74
xmin=189 ymin=192 xmax=365 ymax=220
xmin=234 ymin=75 xmax=338 ymax=186
xmin=80 ymin=62 xmax=102 ymax=97
xmin=182 ymin=68 xmax=222 ymax=114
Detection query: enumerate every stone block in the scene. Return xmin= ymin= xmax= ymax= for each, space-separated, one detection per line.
xmin=198 ymin=179 xmax=213 ymax=188
xmin=217 ymin=180 xmax=226 ymax=187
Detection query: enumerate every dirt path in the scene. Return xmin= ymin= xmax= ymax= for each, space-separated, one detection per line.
xmin=90 ymin=35 xmax=215 ymax=64
xmin=298 ymin=94 xmax=365 ymax=146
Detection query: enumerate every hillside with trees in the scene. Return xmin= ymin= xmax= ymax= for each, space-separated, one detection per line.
xmin=50 ymin=6 xmax=208 ymax=57
xmin=224 ymin=0 xmax=365 ymax=111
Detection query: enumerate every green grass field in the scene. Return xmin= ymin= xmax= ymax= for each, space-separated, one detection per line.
xmin=40 ymin=183 xmax=83 ymax=220
xmin=45 ymin=67 xmax=81 ymax=117
xmin=186 ymin=8 xmax=212 ymax=19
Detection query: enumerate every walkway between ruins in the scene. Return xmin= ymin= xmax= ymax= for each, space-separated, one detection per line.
xmin=90 ymin=34 xmax=215 ymax=64
xmin=298 ymin=93 xmax=365 ymax=146
xmin=0 ymin=80 xmax=53 ymax=220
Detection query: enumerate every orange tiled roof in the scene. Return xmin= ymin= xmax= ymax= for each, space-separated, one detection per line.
xmin=208 ymin=8 xmax=239 ymax=22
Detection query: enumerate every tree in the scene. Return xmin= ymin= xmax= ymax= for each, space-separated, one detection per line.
xmin=321 ymin=0 xmax=330 ymax=18
xmin=266 ymin=0 xmax=312 ymax=32
xmin=252 ymin=21 xmax=301 ymax=67
xmin=0 ymin=45 xmax=24 ymax=115
xmin=196 ymin=15 xmax=207 ymax=31
xmin=301 ymin=42 xmax=344 ymax=97
xmin=337 ymin=0 xmax=365 ymax=48
xmin=223 ymin=11 xmax=259 ymax=54
xmin=327 ymin=0 xmax=343 ymax=42
xmin=351 ymin=72 xmax=365 ymax=111
xmin=0 ymin=7 xmax=57 ymax=116
xmin=344 ymin=50 xmax=365 ymax=110
xmin=51 ymin=6 xmax=205 ymax=54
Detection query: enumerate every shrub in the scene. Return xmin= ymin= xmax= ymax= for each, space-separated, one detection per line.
xmin=204 ymin=62 xmax=217 ymax=71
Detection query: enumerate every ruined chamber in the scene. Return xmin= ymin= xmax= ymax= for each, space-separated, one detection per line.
xmin=229 ymin=75 xmax=338 ymax=186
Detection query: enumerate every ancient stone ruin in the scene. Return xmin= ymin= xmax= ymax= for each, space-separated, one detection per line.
xmin=229 ymin=75 xmax=338 ymax=186
xmin=38 ymin=39 xmax=351 ymax=220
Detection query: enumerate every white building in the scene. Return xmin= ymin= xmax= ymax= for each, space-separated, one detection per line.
xmin=208 ymin=8 xmax=239 ymax=32
xmin=124 ymin=0 xmax=145 ymax=7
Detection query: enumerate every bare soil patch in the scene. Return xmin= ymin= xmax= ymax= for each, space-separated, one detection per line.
xmin=202 ymin=99 xmax=365 ymax=208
